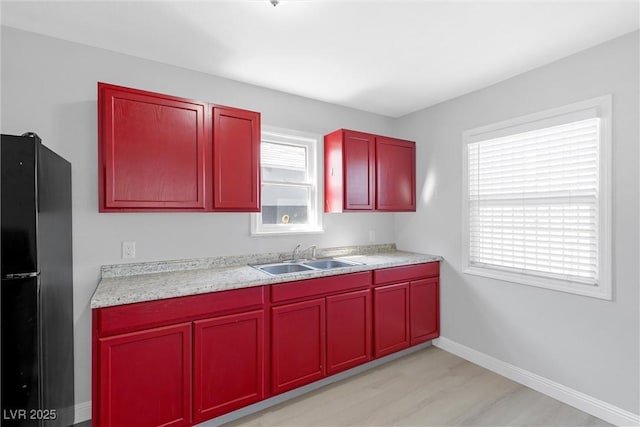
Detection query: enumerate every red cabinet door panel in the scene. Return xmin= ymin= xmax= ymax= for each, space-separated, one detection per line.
xmin=410 ymin=278 xmax=439 ymax=345
xmin=324 ymin=130 xmax=345 ymax=212
xmin=375 ymin=136 xmax=415 ymax=211
xmin=212 ymin=106 xmax=260 ymax=211
xmin=373 ymin=283 xmax=410 ymax=358
xmin=98 ymin=323 xmax=191 ymax=427
xmin=343 ymin=130 xmax=375 ymax=211
xmin=193 ymin=310 xmax=265 ymax=423
xmin=99 ymin=83 xmax=207 ymax=211
xmin=326 ymin=289 xmax=371 ymax=375
xmin=271 ymin=299 xmax=326 ymax=395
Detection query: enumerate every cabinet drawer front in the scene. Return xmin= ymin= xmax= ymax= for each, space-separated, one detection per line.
xmin=97 ymin=286 xmax=265 ymax=336
xmin=98 ymin=323 xmax=192 ymax=427
xmin=271 ymin=271 xmax=371 ymax=303
xmin=373 ymin=262 xmax=439 ymax=285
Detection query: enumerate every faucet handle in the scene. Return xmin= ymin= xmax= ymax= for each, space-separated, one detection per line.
xmin=304 ymin=244 xmax=318 ymax=259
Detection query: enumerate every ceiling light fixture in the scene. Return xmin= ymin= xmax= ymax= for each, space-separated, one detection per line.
xmin=270 ymin=0 xmax=279 ymax=6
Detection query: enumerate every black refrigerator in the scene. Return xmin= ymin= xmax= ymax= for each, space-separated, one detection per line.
xmin=1 ymin=133 xmax=74 ymax=426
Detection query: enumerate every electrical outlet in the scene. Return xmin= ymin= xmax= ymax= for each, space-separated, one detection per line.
xmin=122 ymin=241 xmax=136 ymax=259
xmin=368 ymin=230 xmax=376 ymax=243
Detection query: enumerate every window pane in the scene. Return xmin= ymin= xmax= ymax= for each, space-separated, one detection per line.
xmin=261 ymin=142 xmax=307 ymax=182
xmin=261 ymin=184 xmax=309 ymax=225
xmin=468 ymin=118 xmax=600 ymax=284
xmin=262 ymin=166 xmax=306 ymax=182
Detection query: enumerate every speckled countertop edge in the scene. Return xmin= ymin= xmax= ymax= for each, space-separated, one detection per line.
xmin=91 ymin=244 xmax=443 ymax=309
xmin=100 ymin=243 xmax=399 ymax=278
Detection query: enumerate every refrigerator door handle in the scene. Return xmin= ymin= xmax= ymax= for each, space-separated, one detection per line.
xmin=3 ymin=271 xmax=40 ymax=280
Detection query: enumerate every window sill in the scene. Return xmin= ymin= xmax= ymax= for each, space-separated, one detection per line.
xmin=463 ymin=266 xmax=612 ymax=301
xmin=251 ymin=228 xmax=324 ymax=237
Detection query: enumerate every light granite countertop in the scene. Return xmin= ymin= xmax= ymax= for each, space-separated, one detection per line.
xmin=91 ymin=244 xmax=442 ymax=309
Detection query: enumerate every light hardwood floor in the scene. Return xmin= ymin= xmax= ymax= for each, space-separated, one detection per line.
xmin=224 ymin=346 xmax=611 ymax=427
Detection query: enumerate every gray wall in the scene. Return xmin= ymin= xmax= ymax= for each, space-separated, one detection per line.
xmin=0 ymin=26 xmax=397 ymax=408
xmin=393 ymin=31 xmax=639 ymax=413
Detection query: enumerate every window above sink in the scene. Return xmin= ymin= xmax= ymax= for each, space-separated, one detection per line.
xmin=251 ymin=126 xmax=323 ymax=236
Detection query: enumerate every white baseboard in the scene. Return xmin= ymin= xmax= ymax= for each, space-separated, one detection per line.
xmin=74 ymin=400 xmax=92 ymax=424
xmin=434 ymin=337 xmax=640 ymax=427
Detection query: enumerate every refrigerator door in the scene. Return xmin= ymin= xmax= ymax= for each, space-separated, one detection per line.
xmin=1 ymin=134 xmax=38 ymax=278
xmin=1 ymin=276 xmax=40 ymax=427
xmin=38 ymin=143 xmax=75 ymax=427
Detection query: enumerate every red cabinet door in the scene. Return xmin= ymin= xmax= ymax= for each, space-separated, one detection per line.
xmin=376 ymin=136 xmax=416 ymax=211
xmin=193 ymin=310 xmax=265 ymax=423
xmin=343 ymin=130 xmax=376 ymax=211
xmin=271 ymin=298 xmax=326 ymax=395
xmin=326 ymin=289 xmax=372 ymax=375
xmin=373 ymin=283 xmax=410 ymax=358
xmin=98 ymin=83 xmax=208 ymax=211
xmin=212 ymin=106 xmax=260 ymax=211
xmin=410 ymin=278 xmax=439 ymax=345
xmin=97 ymin=323 xmax=191 ymax=427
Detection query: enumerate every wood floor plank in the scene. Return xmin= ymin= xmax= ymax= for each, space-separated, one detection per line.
xmin=224 ymin=347 xmax=611 ymax=427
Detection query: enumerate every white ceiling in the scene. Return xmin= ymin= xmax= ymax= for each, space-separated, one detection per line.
xmin=1 ymin=0 xmax=638 ymax=117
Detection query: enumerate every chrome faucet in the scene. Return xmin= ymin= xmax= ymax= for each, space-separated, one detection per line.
xmin=291 ymin=244 xmax=302 ymax=262
xmin=306 ymin=245 xmax=318 ymax=259
xmin=288 ymin=244 xmax=317 ymax=262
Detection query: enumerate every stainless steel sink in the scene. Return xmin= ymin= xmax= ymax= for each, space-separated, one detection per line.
xmin=252 ymin=258 xmax=362 ymax=276
xmin=256 ymin=263 xmax=315 ymax=275
xmin=302 ymin=259 xmax=359 ymax=269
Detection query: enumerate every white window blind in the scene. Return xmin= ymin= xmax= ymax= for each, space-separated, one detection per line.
xmin=468 ymin=118 xmax=600 ymax=285
xmin=262 ymin=142 xmax=306 ymax=171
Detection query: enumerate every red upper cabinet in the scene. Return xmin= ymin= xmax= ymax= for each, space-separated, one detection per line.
xmin=324 ymin=129 xmax=415 ymax=213
xmin=212 ymin=106 xmax=261 ymax=211
xmin=376 ymin=136 xmax=416 ymax=211
xmin=325 ymin=129 xmax=375 ymax=212
xmin=98 ymin=83 xmax=260 ymax=212
xmin=98 ymin=83 xmax=208 ymax=212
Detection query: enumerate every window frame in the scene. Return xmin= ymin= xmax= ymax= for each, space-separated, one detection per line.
xmin=461 ymin=95 xmax=612 ymax=300
xmin=251 ymin=126 xmax=323 ymax=236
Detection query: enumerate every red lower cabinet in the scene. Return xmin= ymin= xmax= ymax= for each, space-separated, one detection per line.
xmin=97 ymin=323 xmax=192 ymax=427
xmin=271 ymin=298 xmax=326 ymax=395
xmin=373 ymin=283 xmax=410 ymax=358
xmin=326 ymin=290 xmax=371 ymax=375
xmin=193 ymin=310 xmax=265 ymax=423
xmin=93 ymin=265 xmax=439 ymax=425
xmin=410 ymin=278 xmax=440 ymax=345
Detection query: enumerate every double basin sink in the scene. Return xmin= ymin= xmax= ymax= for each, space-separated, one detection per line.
xmin=252 ymin=258 xmax=362 ymax=276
